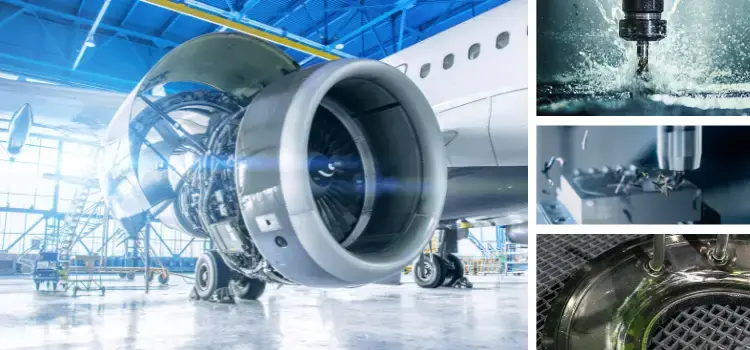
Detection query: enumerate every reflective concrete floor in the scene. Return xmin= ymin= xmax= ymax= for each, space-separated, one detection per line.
xmin=0 ymin=274 xmax=527 ymax=349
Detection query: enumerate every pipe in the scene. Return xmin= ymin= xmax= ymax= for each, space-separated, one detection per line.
xmin=714 ymin=234 xmax=729 ymax=261
xmin=140 ymin=0 xmax=345 ymax=61
xmin=649 ymin=234 xmax=666 ymax=272
xmin=73 ymin=0 xmax=112 ymax=70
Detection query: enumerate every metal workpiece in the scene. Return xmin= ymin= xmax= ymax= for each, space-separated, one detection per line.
xmin=657 ymin=126 xmax=703 ymax=172
xmin=537 ymin=199 xmax=575 ymax=225
xmin=556 ymin=167 xmax=702 ymax=224
xmin=541 ymin=235 xmax=750 ymax=350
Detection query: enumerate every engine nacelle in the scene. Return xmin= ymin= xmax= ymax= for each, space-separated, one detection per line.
xmin=99 ymin=33 xmax=447 ymax=287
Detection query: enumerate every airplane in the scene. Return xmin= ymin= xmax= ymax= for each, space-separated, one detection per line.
xmin=0 ymin=0 xmax=527 ymax=297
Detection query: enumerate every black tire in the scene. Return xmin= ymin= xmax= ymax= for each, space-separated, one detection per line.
xmin=158 ymin=273 xmax=169 ymax=285
xmin=35 ymin=282 xmax=40 ymax=291
xmin=126 ymin=272 xmax=135 ymax=280
xmin=230 ymin=277 xmax=266 ymax=300
xmin=442 ymin=254 xmax=464 ymax=287
xmin=118 ymin=273 xmax=126 ymax=279
xmin=194 ymin=250 xmax=230 ymax=300
xmin=52 ymin=282 xmax=57 ymax=292
xmin=145 ymin=272 xmax=154 ymax=283
xmin=414 ymin=254 xmax=445 ymax=288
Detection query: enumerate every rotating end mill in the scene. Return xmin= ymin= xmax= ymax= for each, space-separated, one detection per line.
xmin=619 ymin=0 xmax=667 ymax=76
xmin=656 ymin=126 xmax=702 ymax=173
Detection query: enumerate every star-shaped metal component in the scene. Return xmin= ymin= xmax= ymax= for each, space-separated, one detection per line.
xmin=652 ymin=174 xmax=674 ymax=196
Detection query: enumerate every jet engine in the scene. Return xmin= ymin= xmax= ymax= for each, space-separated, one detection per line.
xmin=99 ymin=33 xmax=447 ymax=291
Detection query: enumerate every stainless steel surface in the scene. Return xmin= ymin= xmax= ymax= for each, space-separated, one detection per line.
xmin=542 ymin=235 xmax=750 ymax=350
xmin=657 ymin=126 xmax=702 ymax=172
xmin=556 ymin=168 xmax=702 ymax=224
xmin=0 ymin=275 xmax=527 ymax=349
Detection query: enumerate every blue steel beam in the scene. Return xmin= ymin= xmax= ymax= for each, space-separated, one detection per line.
xmin=215 ymin=0 xmax=260 ymax=32
xmin=177 ymin=237 xmax=195 ymax=256
xmin=397 ymin=9 xmax=407 ymax=51
xmin=361 ymin=0 xmax=501 ymax=58
xmin=120 ymin=1 xmax=139 ymax=27
xmin=266 ymin=0 xmax=309 ymax=27
xmin=5 ymin=215 xmax=45 ymax=251
xmin=0 ymin=7 xmax=24 ymax=29
xmin=77 ymin=239 xmax=92 ymax=255
xmin=331 ymin=0 xmax=415 ymax=48
xmin=181 ymin=0 xmax=353 ymax=58
xmin=150 ymin=224 xmax=176 ymax=256
xmin=158 ymin=13 xmax=181 ymax=36
xmin=76 ymin=0 xmax=87 ymax=16
xmin=362 ymin=12 xmax=388 ymax=56
xmin=3 ymin=0 xmax=177 ymax=48
xmin=298 ymin=0 xmax=416 ymax=65
xmin=73 ymin=0 xmax=113 ymax=70
xmin=0 ymin=53 xmax=141 ymax=91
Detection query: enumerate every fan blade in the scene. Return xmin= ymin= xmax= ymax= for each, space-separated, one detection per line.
xmin=316 ymin=198 xmax=343 ymax=241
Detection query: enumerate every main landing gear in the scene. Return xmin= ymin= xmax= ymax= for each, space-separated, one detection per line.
xmin=190 ymin=250 xmax=267 ymax=303
xmin=413 ymin=227 xmax=473 ymax=289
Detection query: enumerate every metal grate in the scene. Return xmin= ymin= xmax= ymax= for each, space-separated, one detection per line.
xmin=536 ymin=234 xmax=645 ymax=348
xmin=648 ymin=304 xmax=750 ymax=350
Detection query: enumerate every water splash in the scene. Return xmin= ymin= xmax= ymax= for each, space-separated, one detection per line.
xmin=540 ymin=0 xmax=750 ymax=112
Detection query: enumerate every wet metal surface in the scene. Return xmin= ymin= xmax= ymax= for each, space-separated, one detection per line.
xmin=0 ymin=275 xmax=527 ymax=349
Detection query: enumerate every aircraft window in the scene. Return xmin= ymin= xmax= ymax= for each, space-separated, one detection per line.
xmin=468 ymin=43 xmax=481 ymax=60
xmin=420 ymin=63 xmax=431 ymax=78
xmin=443 ymin=54 xmax=454 ymax=70
xmin=396 ymin=63 xmax=407 ymax=74
xmin=496 ymin=32 xmax=510 ymax=49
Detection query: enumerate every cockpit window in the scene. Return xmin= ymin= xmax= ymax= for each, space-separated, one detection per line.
xmin=468 ymin=43 xmax=481 ymax=60
xmin=496 ymin=32 xmax=510 ymax=49
xmin=443 ymin=54 xmax=454 ymax=70
xmin=420 ymin=63 xmax=431 ymax=78
xmin=396 ymin=63 xmax=407 ymax=74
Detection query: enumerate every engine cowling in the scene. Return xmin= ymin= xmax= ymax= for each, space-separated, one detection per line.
xmin=99 ymin=33 xmax=447 ymax=287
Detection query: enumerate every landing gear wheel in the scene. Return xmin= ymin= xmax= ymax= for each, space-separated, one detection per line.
xmin=158 ymin=272 xmax=169 ymax=285
xmin=194 ymin=250 xmax=230 ymax=300
xmin=414 ymin=254 xmax=445 ymax=288
xmin=35 ymin=282 xmax=40 ymax=291
xmin=52 ymin=282 xmax=57 ymax=291
xmin=442 ymin=254 xmax=465 ymax=287
xmin=126 ymin=272 xmax=135 ymax=280
xmin=118 ymin=273 xmax=126 ymax=279
xmin=230 ymin=277 xmax=266 ymax=300
xmin=145 ymin=272 xmax=154 ymax=283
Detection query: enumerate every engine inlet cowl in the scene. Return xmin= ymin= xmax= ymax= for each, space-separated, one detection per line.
xmin=236 ymin=59 xmax=447 ymax=287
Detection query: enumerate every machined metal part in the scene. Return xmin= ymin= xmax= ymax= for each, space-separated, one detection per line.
xmin=537 ymin=199 xmax=576 ymax=224
xmin=542 ymin=235 xmax=750 ymax=350
xmin=657 ymin=126 xmax=702 ymax=172
xmin=556 ymin=167 xmax=702 ymax=224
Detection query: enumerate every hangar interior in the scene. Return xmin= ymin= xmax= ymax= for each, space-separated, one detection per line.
xmin=0 ymin=0 xmax=527 ymax=348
